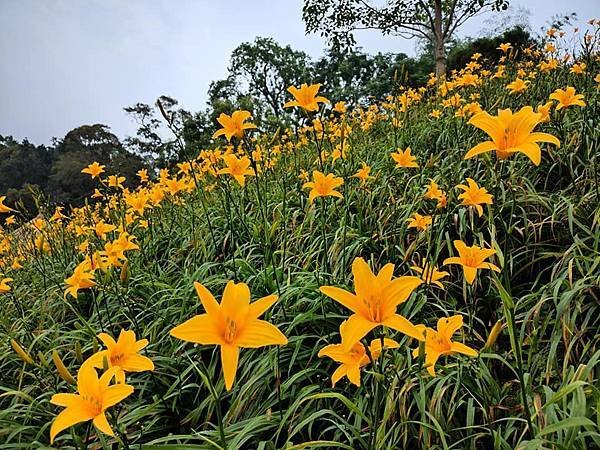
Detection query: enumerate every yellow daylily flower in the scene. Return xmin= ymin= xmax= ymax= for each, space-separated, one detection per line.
xmin=465 ymin=106 xmax=561 ymax=165
xmin=137 ymin=168 xmax=149 ymax=183
xmin=83 ymin=251 xmax=109 ymax=273
xmin=436 ymin=192 xmax=448 ymax=209
xmin=113 ymin=232 xmax=139 ymax=252
xmin=570 ymin=62 xmax=586 ymax=74
xmin=81 ymin=162 xmax=105 ymax=179
xmin=413 ymin=315 xmax=477 ymax=376
xmin=0 ymin=196 xmax=15 ymax=214
xmin=351 ymin=162 xmax=373 ymax=184
xmin=125 ymin=191 xmax=150 ymax=215
xmin=177 ymin=161 xmax=192 ymax=175
xmin=302 ymin=170 xmax=344 ymax=203
xmin=539 ymin=59 xmax=559 ymax=72
xmin=87 ymin=329 xmax=154 ymax=383
xmin=50 ymin=207 xmax=67 ymax=222
xmin=390 ymin=147 xmax=419 ymax=168
xmin=212 ymin=110 xmax=257 ymax=142
xmin=217 ymin=154 xmax=255 ymax=187
xmin=506 ymin=77 xmax=529 ymax=94
xmin=410 ymin=260 xmax=449 ymax=289
xmin=298 ymin=169 xmax=309 ymax=182
xmin=443 ymin=240 xmax=500 ymax=284
xmin=100 ymin=241 xmax=126 ymax=268
xmin=94 ymin=221 xmax=116 ymax=240
xmin=170 ymin=281 xmax=288 ymax=391
xmin=284 ymin=83 xmax=329 ymax=112
xmin=49 ymin=362 xmax=133 ymax=444
xmin=319 ymin=257 xmax=424 ymax=349
xmin=423 ymin=179 xmax=444 ymax=200
xmin=35 ymin=234 xmax=51 ymax=253
xmin=456 ymin=178 xmax=493 ymax=217
xmin=333 ymin=101 xmax=346 ymax=113
xmin=536 ymin=101 xmax=553 ymax=122
xmin=0 ymin=277 xmax=14 ymax=293
xmin=64 ymin=263 xmax=96 ymax=299
xmin=108 ymin=175 xmax=125 ymax=189
xmin=549 ymin=86 xmax=586 ymax=110
xmin=318 ymin=321 xmax=399 ymax=386
xmin=163 ymin=177 xmax=188 ymax=196
xmin=406 ymin=213 xmax=432 ymax=231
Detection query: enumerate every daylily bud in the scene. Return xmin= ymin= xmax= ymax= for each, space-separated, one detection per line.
xmin=417 ymin=339 xmax=426 ymax=361
xmin=269 ymin=127 xmax=280 ymax=145
xmin=75 ymin=341 xmax=83 ymax=363
xmin=52 ymin=350 xmax=76 ymax=385
xmin=484 ymin=321 xmax=503 ymax=349
xmin=120 ymin=261 xmax=129 ymax=282
xmin=11 ymin=339 xmax=34 ymax=365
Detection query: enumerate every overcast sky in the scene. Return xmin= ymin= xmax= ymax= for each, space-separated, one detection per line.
xmin=0 ymin=0 xmax=596 ymax=145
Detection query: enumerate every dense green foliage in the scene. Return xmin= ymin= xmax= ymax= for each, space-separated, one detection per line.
xmin=301 ymin=0 xmax=510 ymax=75
xmin=0 ymin=125 xmax=143 ymax=217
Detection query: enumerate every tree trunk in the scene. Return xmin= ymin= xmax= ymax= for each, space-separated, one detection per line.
xmin=433 ymin=0 xmax=446 ymax=77
xmin=434 ymin=38 xmax=446 ymax=77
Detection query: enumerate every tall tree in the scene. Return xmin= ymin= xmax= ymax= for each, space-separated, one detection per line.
xmin=0 ymin=135 xmax=53 ymax=217
xmin=209 ymin=37 xmax=311 ymax=123
xmin=447 ymin=25 xmax=534 ymax=71
xmin=0 ymin=135 xmax=52 ymax=194
xmin=48 ymin=124 xmax=143 ymax=204
xmin=314 ymin=48 xmax=433 ymax=101
xmin=124 ymin=101 xmax=179 ymax=168
xmin=302 ymin=0 xmax=509 ymax=76
xmin=180 ymin=110 xmax=214 ymax=156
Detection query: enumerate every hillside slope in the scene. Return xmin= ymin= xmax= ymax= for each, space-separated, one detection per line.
xmin=1 ymin=28 xmax=599 ymax=449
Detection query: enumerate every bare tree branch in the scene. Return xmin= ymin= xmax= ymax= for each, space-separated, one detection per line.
xmin=442 ymin=0 xmax=459 ymax=37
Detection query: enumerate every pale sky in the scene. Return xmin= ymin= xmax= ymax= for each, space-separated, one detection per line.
xmin=0 ymin=0 xmax=597 ymax=145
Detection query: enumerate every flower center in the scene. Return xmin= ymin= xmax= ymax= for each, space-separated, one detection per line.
xmin=223 ymin=318 xmax=237 ymax=344
xmin=463 ymin=250 xmax=479 ymax=267
xmin=349 ymin=343 xmax=366 ymax=361
xmin=363 ymin=295 xmax=383 ymax=322
xmin=230 ymin=163 xmax=244 ymax=175
xmin=232 ymin=123 xmax=243 ymax=135
xmin=500 ymin=126 xmax=513 ymax=150
xmin=315 ymin=180 xmax=330 ymax=194
xmin=82 ymin=395 xmax=103 ymax=416
xmin=299 ymin=92 xmax=313 ymax=106
xmin=434 ymin=336 xmax=452 ymax=353
xmin=110 ymin=352 xmax=125 ymax=365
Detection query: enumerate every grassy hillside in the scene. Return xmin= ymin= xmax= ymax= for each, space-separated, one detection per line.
xmin=1 ymin=27 xmax=599 ymax=449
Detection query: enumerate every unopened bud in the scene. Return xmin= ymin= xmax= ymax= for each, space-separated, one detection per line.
xmin=75 ymin=341 xmax=83 ymax=363
xmin=11 ymin=339 xmax=34 ymax=365
xmin=120 ymin=261 xmax=129 ymax=282
xmin=484 ymin=320 xmax=503 ymax=350
xmin=52 ymin=350 xmax=75 ymax=385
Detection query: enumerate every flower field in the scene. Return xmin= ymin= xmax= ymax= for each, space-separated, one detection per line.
xmin=1 ymin=26 xmax=600 ymax=449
